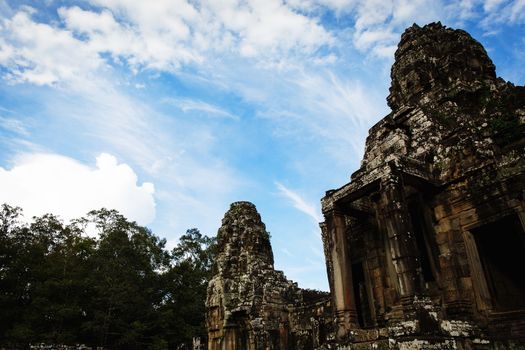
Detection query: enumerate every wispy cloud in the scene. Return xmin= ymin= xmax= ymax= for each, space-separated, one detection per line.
xmin=246 ymin=67 xmax=389 ymax=171
xmin=281 ymin=248 xmax=295 ymax=257
xmin=0 ymin=115 xmax=29 ymax=136
xmin=163 ymin=97 xmax=239 ymax=120
xmin=276 ymin=182 xmax=322 ymax=223
xmin=480 ymin=0 xmax=525 ymax=30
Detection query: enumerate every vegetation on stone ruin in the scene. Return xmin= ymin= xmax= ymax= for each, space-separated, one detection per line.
xmin=0 ymin=204 xmax=216 ymax=350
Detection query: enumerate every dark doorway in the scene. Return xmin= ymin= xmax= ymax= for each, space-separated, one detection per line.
xmin=408 ymin=202 xmax=436 ymax=283
xmin=268 ymin=329 xmax=280 ymax=350
xmin=472 ymin=214 xmax=525 ymax=311
xmin=231 ymin=311 xmax=249 ymax=349
xmin=352 ymin=262 xmax=373 ymax=328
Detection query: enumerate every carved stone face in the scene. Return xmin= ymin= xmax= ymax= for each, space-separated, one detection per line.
xmin=387 ymin=23 xmax=496 ymax=110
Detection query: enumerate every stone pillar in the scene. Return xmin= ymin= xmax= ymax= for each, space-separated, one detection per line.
xmin=379 ymin=176 xmax=423 ymax=304
xmin=324 ymin=208 xmax=358 ymax=339
xmin=279 ymin=319 xmax=289 ymax=350
xmin=223 ymin=326 xmax=238 ymax=350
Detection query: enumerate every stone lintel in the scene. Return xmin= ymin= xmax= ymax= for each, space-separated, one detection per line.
xmin=322 ymin=160 xmax=436 ymax=216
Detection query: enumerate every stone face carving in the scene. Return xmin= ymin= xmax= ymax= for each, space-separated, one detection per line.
xmin=206 ymin=22 xmax=525 ymax=349
xmin=387 ymin=23 xmax=497 ymax=111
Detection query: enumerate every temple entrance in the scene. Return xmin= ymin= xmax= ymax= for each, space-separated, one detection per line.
xmin=408 ymin=201 xmax=437 ymax=284
xmin=472 ymin=214 xmax=525 ymax=311
xmin=351 ymin=262 xmax=373 ymax=328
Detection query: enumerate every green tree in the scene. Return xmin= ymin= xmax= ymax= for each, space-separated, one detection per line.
xmin=159 ymin=228 xmax=217 ymax=347
xmin=0 ymin=204 xmax=33 ymax=346
xmin=24 ymin=214 xmax=96 ymax=345
xmin=85 ymin=209 xmax=170 ymax=349
xmin=0 ymin=205 xmax=217 ymax=349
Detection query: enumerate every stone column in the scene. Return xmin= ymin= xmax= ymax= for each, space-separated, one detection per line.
xmin=324 ymin=208 xmax=358 ymax=339
xmin=222 ymin=326 xmax=238 ymax=350
xmin=379 ymin=176 xmax=423 ymax=303
xmin=279 ymin=319 xmax=289 ymax=350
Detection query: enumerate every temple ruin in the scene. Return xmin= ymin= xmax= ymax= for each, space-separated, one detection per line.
xmin=206 ymin=201 xmax=332 ymax=350
xmin=206 ymin=22 xmax=525 ymax=349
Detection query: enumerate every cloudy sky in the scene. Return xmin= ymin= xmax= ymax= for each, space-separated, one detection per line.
xmin=0 ymin=0 xmax=524 ymax=290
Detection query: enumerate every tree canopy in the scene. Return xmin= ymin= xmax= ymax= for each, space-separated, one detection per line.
xmin=0 ymin=204 xmax=216 ymax=350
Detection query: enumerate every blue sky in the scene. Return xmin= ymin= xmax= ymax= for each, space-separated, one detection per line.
xmin=0 ymin=0 xmax=524 ymax=290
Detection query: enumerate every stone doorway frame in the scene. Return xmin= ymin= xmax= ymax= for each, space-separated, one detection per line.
xmin=462 ymin=206 xmax=525 ymax=314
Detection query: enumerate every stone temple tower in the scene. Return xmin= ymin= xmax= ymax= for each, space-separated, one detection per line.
xmin=321 ymin=22 xmax=525 ymax=348
xmin=206 ymin=202 xmax=331 ymax=350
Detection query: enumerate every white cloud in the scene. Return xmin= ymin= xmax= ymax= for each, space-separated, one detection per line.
xmin=0 ymin=0 xmax=12 ymax=18
xmin=0 ymin=23 xmax=244 ymax=241
xmin=372 ymin=44 xmax=397 ymax=58
xmin=21 ymin=61 xmax=244 ymax=241
xmin=349 ymin=0 xmax=443 ymax=56
xmin=3 ymin=0 xmax=517 ymax=92
xmin=318 ymin=0 xmax=358 ymax=12
xmin=353 ymin=28 xmax=398 ymax=52
xmin=0 ymin=1 xmax=334 ymax=87
xmin=203 ymin=0 xmax=333 ymax=58
xmin=58 ymin=4 xmax=202 ymax=71
xmin=448 ymin=0 xmax=479 ymax=21
xmin=0 ymin=10 xmax=102 ymax=85
xmin=393 ymin=0 xmax=425 ymax=23
xmin=1 ymin=0 xmax=522 ymax=89
xmin=354 ymin=0 xmax=394 ymax=30
xmin=276 ymin=182 xmax=322 ymax=222
xmin=0 ymin=153 xmax=155 ymax=225
xmin=287 ymin=0 xmax=359 ymax=14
